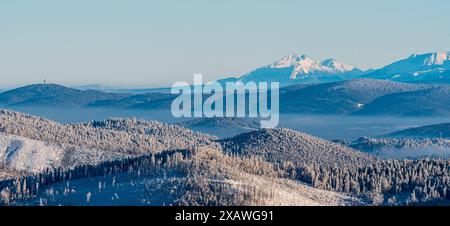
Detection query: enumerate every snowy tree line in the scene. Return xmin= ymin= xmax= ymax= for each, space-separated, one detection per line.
xmin=295 ymin=159 xmax=450 ymax=205
xmin=351 ymin=137 xmax=450 ymax=153
xmin=220 ymin=128 xmax=377 ymax=168
xmin=0 ymin=109 xmax=216 ymax=155
xmin=0 ymin=149 xmax=191 ymax=204
xmin=6 ymin=142 xmax=450 ymax=205
xmin=1 ymin=147 xmax=282 ymax=206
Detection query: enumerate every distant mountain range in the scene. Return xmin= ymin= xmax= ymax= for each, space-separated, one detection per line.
xmin=363 ymin=52 xmax=450 ymax=84
xmin=68 ymin=51 xmax=450 ymax=93
xmin=219 ymin=54 xmax=363 ymax=87
xmin=217 ymin=51 xmax=450 ymax=86
xmin=279 ymin=79 xmax=429 ymax=114
xmin=0 ymin=79 xmax=449 ymax=117
xmin=0 ymin=51 xmax=448 ymax=116
xmin=279 ymin=79 xmax=449 ymax=116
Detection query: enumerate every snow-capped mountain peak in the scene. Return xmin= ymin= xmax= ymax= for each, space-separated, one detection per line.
xmin=408 ymin=53 xmax=418 ymax=59
xmin=423 ymin=52 xmax=450 ymax=66
xmin=391 ymin=52 xmax=450 ymax=71
xmin=234 ymin=53 xmax=362 ymax=86
xmin=364 ymin=51 xmax=450 ymax=83
xmin=404 ymin=52 xmax=450 ymax=66
xmin=271 ymin=53 xmax=310 ymax=68
xmin=320 ymin=58 xmax=355 ymax=72
xmin=269 ymin=54 xmax=357 ymax=79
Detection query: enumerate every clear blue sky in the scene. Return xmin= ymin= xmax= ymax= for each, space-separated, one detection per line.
xmin=1 ymin=0 xmax=449 ymax=88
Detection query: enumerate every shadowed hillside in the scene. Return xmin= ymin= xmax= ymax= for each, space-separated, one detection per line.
xmin=280 ymin=79 xmax=428 ymax=114
xmin=177 ymin=117 xmax=259 ymax=138
xmin=384 ymin=123 xmax=450 ymax=138
xmin=355 ymin=87 xmax=450 ymax=116
xmin=0 ymin=84 xmax=129 ymax=108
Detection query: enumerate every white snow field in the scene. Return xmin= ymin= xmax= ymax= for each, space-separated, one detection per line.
xmin=0 ymin=133 xmax=63 ymax=173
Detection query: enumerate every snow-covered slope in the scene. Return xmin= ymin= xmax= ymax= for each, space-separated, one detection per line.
xmin=9 ymin=147 xmax=362 ymax=206
xmin=228 ymin=173 xmax=362 ymax=206
xmin=364 ymin=52 xmax=450 ymax=84
xmin=232 ymin=54 xmax=363 ymax=86
xmin=18 ymin=170 xmax=360 ymax=206
xmin=0 ymin=133 xmax=132 ymax=180
xmin=0 ymin=133 xmax=63 ymax=173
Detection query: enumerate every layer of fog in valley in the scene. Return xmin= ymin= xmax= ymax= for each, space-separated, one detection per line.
xmin=9 ymin=107 xmax=183 ymax=124
xmin=279 ymin=114 xmax=449 ymax=140
xmin=375 ymin=147 xmax=450 ymax=160
xmin=9 ymin=107 xmax=449 ymax=141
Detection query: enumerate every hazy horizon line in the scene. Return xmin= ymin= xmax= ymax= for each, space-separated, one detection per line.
xmin=2 ymin=49 xmax=449 ymax=90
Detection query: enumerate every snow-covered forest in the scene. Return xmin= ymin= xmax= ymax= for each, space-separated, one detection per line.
xmin=1 ymin=109 xmax=450 ymax=206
